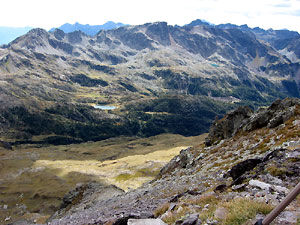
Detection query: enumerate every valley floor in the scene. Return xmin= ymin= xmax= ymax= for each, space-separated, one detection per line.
xmin=0 ymin=133 xmax=206 ymax=224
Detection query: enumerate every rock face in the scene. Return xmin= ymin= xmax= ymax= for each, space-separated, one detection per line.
xmin=45 ymin=98 xmax=300 ymax=225
xmin=158 ymin=147 xmax=194 ymax=176
xmin=205 ymin=106 xmax=253 ymax=146
xmin=244 ymin=98 xmax=300 ymax=131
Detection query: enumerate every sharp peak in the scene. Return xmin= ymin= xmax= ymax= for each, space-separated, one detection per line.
xmin=20 ymin=28 xmax=50 ymax=39
xmin=28 ymin=28 xmax=48 ymax=34
xmin=185 ymin=19 xmax=213 ymax=27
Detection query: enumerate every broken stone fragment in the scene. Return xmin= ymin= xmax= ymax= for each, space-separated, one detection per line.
xmin=128 ymin=218 xmax=167 ymax=225
xmin=249 ymin=179 xmax=271 ymax=191
xmin=214 ymin=207 xmax=228 ymax=220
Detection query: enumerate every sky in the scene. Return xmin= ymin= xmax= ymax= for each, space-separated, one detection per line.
xmin=1 ymin=0 xmax=300 ymax=32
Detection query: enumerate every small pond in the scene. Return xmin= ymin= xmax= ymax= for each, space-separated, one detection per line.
xmin=210 ymin=63 xmax=220 ymax=68
xmin=93 ymin=105 xmax=117 ymax=110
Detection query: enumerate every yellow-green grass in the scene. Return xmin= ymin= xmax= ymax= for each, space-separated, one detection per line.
xmin=0 ymin=133 xmax=207 ymax=224
xmin=220 ymin=198 xmax=273 ymax=225
xmin=159 ymin=196 xmax=273 ymax=225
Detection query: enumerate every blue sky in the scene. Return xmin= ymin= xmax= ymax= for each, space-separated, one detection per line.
xmin=1 ymin=0 xmax=300 ymax=32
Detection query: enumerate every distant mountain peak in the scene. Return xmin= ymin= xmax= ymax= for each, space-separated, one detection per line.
xmin=185 ymin=19 xmax=213 ymax=27
xmin=49 ymin=21 xmax=128 ymax=36
xmin=28 ymin=28 xmax=49 ymax=36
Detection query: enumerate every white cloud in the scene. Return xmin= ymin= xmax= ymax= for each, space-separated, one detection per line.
xmin=0 ymin=0 xmax=299 ymax=32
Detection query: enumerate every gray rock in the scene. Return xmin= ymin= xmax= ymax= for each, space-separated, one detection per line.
xmin=227 ymin=158 xmax=262 ymax=180
xmin=181 ymin=213 xmax=201 ymax=225
xmin=276 ymin=211 xmax=298 ymax=224
xmin=231 ymin=183 xmax=246 ymax=191
xmin=249 ymin=179 xmax=289 ymax=195
xmin=214 ymin=207 xmax=228 ymax=220
xmin=128 ymin=218 xmax=167 ymax=225
xmin=249 ymin=180 xmax=271 ymax=191
xmin=160 ymin=211 xmax=173 ymax=221
xmin=205 ymin=106 xmax=253 ymax=146
xmin=261 ymin=174 xmax=283 ymax=185
xmin=292 ymin=120 xmax=300 ymax=126
xmin=50 ymin=182 xmax=124 ymax=221
xmin=286 ymin=149 xmax=300 ymax=158
xmin=0 ymin=140 xmax=12 ymax=150
xmin=159 ymin=147 xmax=193 ymax=176
xmin=272 ymin=185 xmax=289 ymax=195
xmin=168 ymin=203 xmax=177 ymax=211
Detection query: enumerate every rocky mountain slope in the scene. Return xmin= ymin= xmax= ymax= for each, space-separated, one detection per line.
xmin=38 ymin=97 xmax=299 ymax=225
xmin=187 ymin=19 xmax=300 ymax=63
xmin=0 ymin=20 xmax=300 ymax=144
xmin=214 ymin=22 xmax=300 ymax=65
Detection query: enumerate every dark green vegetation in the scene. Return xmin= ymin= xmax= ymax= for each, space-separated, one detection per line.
xmin=70 ymin=74 xmax=108 ymax=87
xmin=1 ymin=95 xmax=233 ymax=145
xmin=2 ymin=105 xmax=138 ymax=144
xmin=125 ymin=95 xmax=233 ymax=136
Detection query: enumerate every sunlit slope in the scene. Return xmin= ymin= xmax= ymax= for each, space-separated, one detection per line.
xmin=0 ymin=133 xmax=206 ymax=224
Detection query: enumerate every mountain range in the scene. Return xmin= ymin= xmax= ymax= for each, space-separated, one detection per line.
xmin=0 ymin=19 xmax=300 ymax=144
xmin=0 ymin=20 xmax=300 ymax=224
xmin=0 ymin=22 xmax=127 ymax=46
xmin=49 ymin=21 xmax=127 ymax=36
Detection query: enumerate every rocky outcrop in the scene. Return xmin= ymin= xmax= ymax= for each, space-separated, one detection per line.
xmin=205 ymin=106 xmax=253 ymax=146
xmin=53 ymin=29 xmax=65 ymax=41
xmin=49 ymin=182 xmax=124 ymax=221
xmin=243 ymin=98 xmax=300 ymax=131
xmin=226 ymin=158 xmax=262 ymax=181
xmin=206 ymin=98 xmax=300 ymax=146
xmin=158 ymin=147 xmax=194 ymax=177
xmin=146 ymin=22 xmax=171 ymax=46
xmin=0 ymin=140 xmax=12 ymax=150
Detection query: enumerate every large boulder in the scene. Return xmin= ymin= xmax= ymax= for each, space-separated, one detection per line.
xmin=227 ymin=158 xmax=262 ymax=181
xmin=205 ymin=106 xmax=253 ymax=146
xmin=158 ymin=147 xmax=194 ymax=177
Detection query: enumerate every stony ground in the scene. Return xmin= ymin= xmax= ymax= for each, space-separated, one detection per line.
xmin=45 ymin=98 xmax=300 ymax=225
